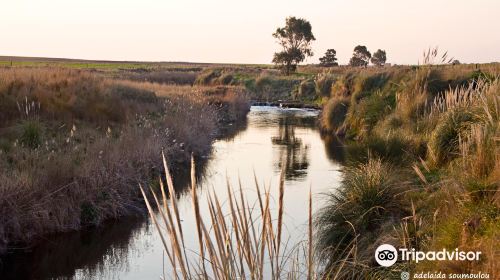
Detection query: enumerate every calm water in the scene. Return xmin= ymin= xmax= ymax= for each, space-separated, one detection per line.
xmin=0 ymin=106 xmax=345 ymax=280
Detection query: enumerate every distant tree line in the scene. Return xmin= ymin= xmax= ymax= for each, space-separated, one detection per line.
xmin=321 ymin=46 xmax=387 ymax=67
xmin=272 ymin=17 xmax=388 ymax=74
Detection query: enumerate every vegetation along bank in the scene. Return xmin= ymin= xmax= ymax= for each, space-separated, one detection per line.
xmin=315 ymin=59 xmax=499 ymax=277
xmin=0 ymin=67 xmax=249 ymax=253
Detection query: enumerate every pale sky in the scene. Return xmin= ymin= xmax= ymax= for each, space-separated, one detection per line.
xmin=1 ymin=0 xmax=499 ymax=65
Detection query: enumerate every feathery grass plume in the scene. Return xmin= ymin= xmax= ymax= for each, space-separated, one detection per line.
xmin=428 ymin=78 xmax=498 ymax=167
xmin=141 ymin=155 xmax=317 ymax=279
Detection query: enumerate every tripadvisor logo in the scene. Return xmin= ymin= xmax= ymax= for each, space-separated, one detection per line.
xmin=375 ymin=244 xmax=398 ymax=267
xmin=374 ymin=244 xmax=482 ymax=267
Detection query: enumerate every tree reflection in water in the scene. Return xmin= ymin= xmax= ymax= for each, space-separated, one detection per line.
xmin=271 ymin=114 xmax=311 ymax=180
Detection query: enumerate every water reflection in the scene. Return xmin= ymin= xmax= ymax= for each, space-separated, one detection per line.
xmin=321 ymin=134 xmax=346 ymax=164
xmin=0 ymin=218 xmax=145 ymax=280
xmin=272 ymin=115 xmax=310 ymax=180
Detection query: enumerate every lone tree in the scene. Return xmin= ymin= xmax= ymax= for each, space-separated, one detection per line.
xmin=349 ymin=45 xmax=371 ymax=67
xmin=272 ymin=17 xmax=315 ymax=75
xmin=319 ymin=49 xmax=339 ymax=67
xmin=371 ymin=49 xmax=387 ymax=66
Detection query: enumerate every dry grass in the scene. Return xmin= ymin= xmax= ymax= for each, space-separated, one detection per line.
xmin=141 ymin=154 xmax=316 ymax=280
xmin=0 ymin=67 xmax=249 ymax=253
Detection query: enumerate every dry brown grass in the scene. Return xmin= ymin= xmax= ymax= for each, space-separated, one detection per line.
xmin=0 ymin=67 xmax=249 ymax=253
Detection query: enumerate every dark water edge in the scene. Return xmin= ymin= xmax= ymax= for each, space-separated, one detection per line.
xmin=0 ymin=218 xmax=145 ymax=280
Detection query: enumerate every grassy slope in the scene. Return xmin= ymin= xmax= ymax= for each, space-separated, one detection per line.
xmin=315 ymin=62 xmax=499 ymax=277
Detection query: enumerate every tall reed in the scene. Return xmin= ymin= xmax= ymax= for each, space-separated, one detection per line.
xmin=141 ymin=154 xmax=316 ymax=280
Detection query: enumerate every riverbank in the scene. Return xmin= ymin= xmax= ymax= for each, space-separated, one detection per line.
xmin=0 ymin=68 xmax=249 ymax=254
xmin=315 ymin=62 xmax=499 ymax=277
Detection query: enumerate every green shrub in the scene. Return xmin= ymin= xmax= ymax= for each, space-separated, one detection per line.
xmin=469 ymin=70 xmax=495 ymax=84
xmin=20 ymin=120 xmax=43 ymax=149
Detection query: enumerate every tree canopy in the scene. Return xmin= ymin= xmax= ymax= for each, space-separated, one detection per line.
xmin=319 ymin=49 xmax=339 ymax=67
xmin=272 ymin=17 xmax=315 ymax=75
xmin=371 ymin=49 xmax=387 ymax=66
xmin=349 ymin=45 xmax=371 ymax=67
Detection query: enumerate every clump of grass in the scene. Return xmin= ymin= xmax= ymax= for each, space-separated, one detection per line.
xmin=316 ymin=55 xmax=500 ymax=277
xmin=314 ymin=73 xmax=335 ymax=97
xmin=19 ymin=120 xmax=43 ymax=149
xmin=295 ymin=79 xmax=316 ymax=100
xmin=195 ymin=69 xmax=222 ymax=85
xmin=141 ymin=155 xmax=316 ymax=280
xmin=346 ymin=90 xmax=396 ymax=138
xmin=315 ymin=158 xmax=406 ymax=278
xmin=344 ymin=134 xmax=425 ymax=165
xmin=194 ymin=69 xmax=235 ymax=86
xmin=428 ymin=108 xmax=476 ymax=166
xmin=427 ymin=79 xmax=497 ymax=167
xmin=321 ymin=97 xmax=350 ymax=134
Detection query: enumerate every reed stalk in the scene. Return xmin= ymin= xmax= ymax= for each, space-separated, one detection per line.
xmin=140 ymin=156 xmax=316 ymax=279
